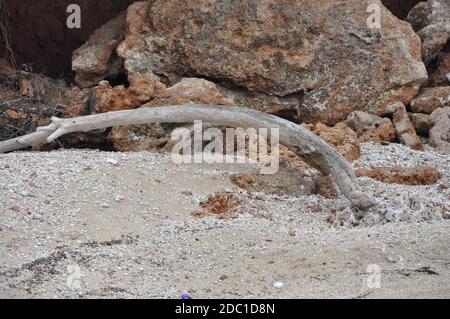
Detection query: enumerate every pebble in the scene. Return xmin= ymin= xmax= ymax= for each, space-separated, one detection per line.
xmin=32 ymin=213 xmax=44 ymax=221
xmin=114 ymin=195 xmax=125 ymax=203
xmin=20 ymin=191 xmax=30 ymax=197
xmin=273 ymin=282 xmax=284 ymax=289
xmin=446 ymin=73 xmax=450 ymax=84
xmin=106 ymin=158 xmax=119 ymax=166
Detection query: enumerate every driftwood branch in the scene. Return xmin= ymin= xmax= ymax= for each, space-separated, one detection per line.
xmin=0 ymin=104 xmax=377 ymax=210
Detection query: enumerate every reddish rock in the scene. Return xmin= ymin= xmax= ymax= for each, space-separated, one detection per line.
xmin=409 ymin=113 xmax=432 ymax=136
xmin=192 ymin=192 xmax=269 ymax=220
xmin=410 ymin=87 xmax=450 ymax=113
xmin=407 ymin=0 xmax=450 ymax=65
xmin=148 ymin=78 xmax=233 ymax=106
xmin=94 ymin=73 xmax=166 ymax=113
xmin=118 ymin=0 xmax=426 ymax=125
xmin=303 ymin=122 xmax=361 ymax=162
xmin=355 ymin=166 xmax=440 ymax=185
xmin=62 ymin=87 xmax=92 ymax=118
xmin=359 ymin=122 xmax=397 ymax=143
xmin=107 ymin=123 xmax=173 ymax=152
xmin=391 ymin=102 xmax=424 ymax=151
xmin=309 ymin=204 xmax=323 ymax=213
xmin=346 ymin=111 xmax=396 ymax=143
xmin=72 ymin=12 xmax=126 ymax=88
xmin=108 ymin=78 xmax=229 ymax=152
xmin=429 ymin=107 xmax=450 ymax=154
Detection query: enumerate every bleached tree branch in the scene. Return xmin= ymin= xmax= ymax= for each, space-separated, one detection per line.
xmin=0 ymin=104 xmax=377 ymax=210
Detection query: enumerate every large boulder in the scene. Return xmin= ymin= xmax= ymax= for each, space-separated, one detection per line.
xmin=407 ymin=0 xmax=450 ymax=65
xmin=117 ymin=0 xmax=426 ymax=125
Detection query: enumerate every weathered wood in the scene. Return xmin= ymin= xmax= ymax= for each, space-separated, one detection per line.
xmin=0 ymin=104 xmax=377 ymax=210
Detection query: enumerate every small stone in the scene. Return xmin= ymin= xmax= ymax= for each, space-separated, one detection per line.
xmin=219 ymin=274 xmax=228 ymax=281
xmin=273 ymin=282 xmax=284 ymax=289
xmin=310 ymin=204 xmax=323 ymax=213
xmin=20 ymin=191 xmax=30 ymax=197
xmin=106 ymin=158 xmax=119 ymax=166
xmin=32 ymin=213 xmax=44 ymax=221
xmin=10 ymin=205 xmax=20 ymax=212
xmin=447 ymin=73 xmax=450 ymax=84
xmin=114 ymin=195 xmax=124 ymax=203
xmin=101 ymin=203 xmax=111 ymax=209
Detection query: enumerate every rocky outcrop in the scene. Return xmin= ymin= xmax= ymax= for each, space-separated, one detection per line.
xmin=429 ymin=107 xmax=450 ymax=154
xmin=407 ymin=0 xmax=450 ymax=65
xmin=302 ymin=122 xmax=360 ymax=162
xmin=391 ymin=102 xmax=424 ymax=150
xmin=117 ymin=0 xmax=426 ymax=125
xmin=346 ymin=111 xmax=396 ymax=143
xmin=355 ymin=166 xmax=440 ymax=185
xmin=410 ymin=87 xmax=450 ymax=113
xmin=72 ymin=12 xmax=126 ymax=88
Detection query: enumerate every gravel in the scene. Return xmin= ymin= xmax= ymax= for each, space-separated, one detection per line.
xmin=0 ymin=143 xmax=449 ymax=298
